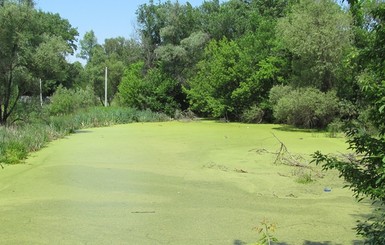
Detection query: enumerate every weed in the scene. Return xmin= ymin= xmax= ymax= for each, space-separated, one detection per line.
xmin=3 ymin=141 xmax=28 ymax=164
xmin=327 ymin=119 xmax=344 ymax=138
xmin=294 ymin=169 xmax=314 ymax=184
xmin=251 ymin=218 xmax=278 ymax=245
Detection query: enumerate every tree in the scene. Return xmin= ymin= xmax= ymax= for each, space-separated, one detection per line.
xmin=78 ymin=30 xmax=98 ymax=62
xmin=83 ymin=36 xmax=141 ymax=105
xmin=313 ymin=3 xmax=385 ymax=243
xmin=198 ymin=0 xmax=292 ymax=41
xmin=1 ymin=0 xmax=34 ymax=8
xmin=84 ymin=45 xmax=107 ymax=105
xmin=157 ymin=1 xmax=198 ymax=46
xmin=134 ymin=0 xmax=292 ymax=119
xmin=118 ymin=62 xmax=180 ymax=115
xmin=33 ymin=35 xmax=72 ymax=80
xmin=137 ymin=0 xmax=201 ymax=74
xmin=276 ymin=0 xmax=352 ymax=91
xmin=154 ymin=1 xmax=201 ymax=83
xmin=199 ymin=0 xmax=249 ymax=40
xmin=65 ymin=61 xmax=86 ymax=89
xmin=136 ymin=0 xmax=163 ymax=69
xmin=117 ymin=62 xmax=144 ymax=109
xmin=0 ymin=2 xmax=77 ymax=125
xmin=186 ymin=20 xmax=287 ymax=120
xmin=104 ymin=37 xmax=142 ymax=66
xmin=251 ymin=0 xmax=292 ymax=19
xmin=186 ymin=38 xmax=246 ymax=119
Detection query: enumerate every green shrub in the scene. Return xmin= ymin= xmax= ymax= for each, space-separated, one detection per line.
xmin=294 ymin=169 xmax=314 ymax=184
xmin=269 ymin=85 xmax=293 ymax=106
xmin=174 ymin=109 xmax=196 ymax=121
xmin=338 ymin=99 xmax=359 ymax=120
xmin=354 ymin=106 xmax=379 ymax=135
xmin=10 ymin=97 xmax=43 ymax=124
xmin=0 ymin=126 xmax=30 ymax=164
xmin=3 ymin=141 xmax=28 ymax=164
xmin=327 ymin=119 xmax=345 ymax=138
xmin=76 ymin=86 xmax=97 ymax=109
xmin=49 ymin=115 xmax=77 ymax=134
xmin=271 ymin=87 xmax=340 ymax=128
xmin=118 ymin=62 xmax=181 ymax=116
xmin=47 ymin=85 xmax=97 ymax=116
xmin=47 ymin=86 xmax=76 ymax=115
xmin=241 ymin=105 xmax=264 ymax=123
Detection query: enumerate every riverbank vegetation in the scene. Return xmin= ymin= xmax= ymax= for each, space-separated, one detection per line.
xmin=0 ymin=88 xmax=169 ymax=165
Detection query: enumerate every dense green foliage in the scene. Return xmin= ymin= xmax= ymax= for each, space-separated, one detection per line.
xmin=0 ymin=0 xmax=369 ymax=127
xmin=71 ymin=0 xmax=362 ymax=128
xmin=118 ymin=62 xmax=181 ymax=115
xmin=276 ymin=0 xmax=352 ymax=91
xmin=0 ymin=1 xmax=77 ymax=125
xmin=271 ymin=87 xmax=340 ymax=128
xmin=47 ymin=86 xmax=97 ymax=116
xmin=312 ymin=1 xmax=385 ymax=243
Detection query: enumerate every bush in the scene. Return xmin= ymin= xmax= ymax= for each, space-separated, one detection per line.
xmin=269 ymin=85 xmax=293 ymax=106
xmin=241 ymin=105 xmax=264 ymax=123
xmin=47 ymin=85 xmax=97 ymax=116
xmin=118 ymin=62 xmax=181 ymax=116
xmin=10 ymin=97 xmax=43 ymax=124
xmin=327 ymin=119 xmax=345 ymax=138
xmin=0 ymin=125 xmax=44 ymax=164
xmin=174 ymin=109 xmax=197 ymax=121
xmin=293 ymin=168 xmax=314 ymax=184
xmin=271 ymin=87 xmax=340 ymax=128
xmin=2 ymin=141 xmax=28 ymax=164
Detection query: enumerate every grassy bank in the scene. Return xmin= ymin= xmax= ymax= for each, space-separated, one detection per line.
xmin=0 ymin=107 xmax=170 ymax=165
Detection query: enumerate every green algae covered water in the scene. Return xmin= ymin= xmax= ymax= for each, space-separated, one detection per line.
xmin=0 ymin=121 xmax=370 ymax=244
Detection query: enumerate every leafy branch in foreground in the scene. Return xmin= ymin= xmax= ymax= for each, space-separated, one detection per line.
xmin=312 ymin=126 xmax=385 ymax=243
xmin=312 ymin=2 xmax=385 ymax=243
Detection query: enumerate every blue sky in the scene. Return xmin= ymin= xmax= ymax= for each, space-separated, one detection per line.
xmin=35 ymin=0 xmax=212 ymax=44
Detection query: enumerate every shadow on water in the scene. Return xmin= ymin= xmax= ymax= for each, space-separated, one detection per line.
xmin=303 ymin=241 xmax=363 ymax=245
xmin=74 ymin=130 xmax=93 ymax=134
xmin=233 ymin=240 xmax=246 ymax=245
xmin=233 ymin=240 xmax=363 ymax=245
xmin=233 ymin=240 xmax=289 ymax=245
xmin=272 ymin=125 xmax=322 ymax=133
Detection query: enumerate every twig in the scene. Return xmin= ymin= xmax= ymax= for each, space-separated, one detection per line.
xmin=131 ymin=211 xmax=156 ymax=214
xmin=271 ymin=133 xmax=311 ymax=169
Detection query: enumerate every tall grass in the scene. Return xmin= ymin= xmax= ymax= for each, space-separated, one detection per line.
xmin=0 ymin=107 xmax=170 ymax=165
xmin=71 ymin=107 xmax=170 ymax=127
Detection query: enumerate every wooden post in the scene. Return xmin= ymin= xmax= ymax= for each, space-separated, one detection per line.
xmin=104 ymin=67 xmax=108 ymax=107
xmin=39 ymin=78 xmax=43 ymax=107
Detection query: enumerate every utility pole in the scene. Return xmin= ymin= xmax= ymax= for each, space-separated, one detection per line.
xmin=39 ymin=78 xmax=43 ymax=107
xmin=104 ymin=67 xmax=108 ymax=107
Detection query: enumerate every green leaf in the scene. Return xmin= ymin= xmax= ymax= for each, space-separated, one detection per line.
xmin=379 ymin=104 xmax=385 ymax=113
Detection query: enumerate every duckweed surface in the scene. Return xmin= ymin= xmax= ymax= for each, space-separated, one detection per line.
xmin=0 ymin=121 xmax=370 ymax=244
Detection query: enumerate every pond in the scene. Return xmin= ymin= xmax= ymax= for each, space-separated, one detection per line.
xmin=0 ymin=121 xmax=369 ymax=244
